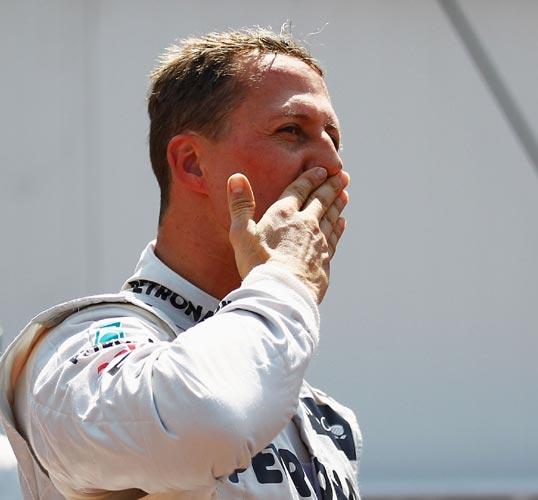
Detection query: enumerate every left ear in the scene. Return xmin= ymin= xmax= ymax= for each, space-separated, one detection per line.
xmin=166 ymin=133 xmax=208 ymax=194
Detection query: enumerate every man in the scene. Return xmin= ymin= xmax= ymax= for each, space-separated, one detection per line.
xmin=0 ymin=28 xmax=361 ymax=499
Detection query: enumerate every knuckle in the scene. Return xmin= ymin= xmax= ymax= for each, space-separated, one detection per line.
xmin=276 ymin=205 xmax=294 ymax=219
xmin=335 ymin=196 xmax=345 ymax=211
xmin=329 ymin=233 xmax=338 ymax=247
xmin=230 ymin=198 xmax=255 ymax=213
xmin=319 ymin=219 xmax=331 ymax=235
xmin=309 ymin=197 xmax=324 ymax=213
xmin=336 ymin=217 xmax=346 ymax=234
xmin=330 ymin=174 xmax=344 ymax=189
xmin=303 ymin=216 xmax=320 ymax=232
xmin=326 ymin=205 xmax=338 ymax=222
xmin=292 ymin=179 xmax=311 ymax=198
xmin=301 ymin=174 xmax=316 ymax=189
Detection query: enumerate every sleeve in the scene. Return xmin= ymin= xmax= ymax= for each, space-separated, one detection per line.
xmin=25 ymin=263 xmax=320 ymax=494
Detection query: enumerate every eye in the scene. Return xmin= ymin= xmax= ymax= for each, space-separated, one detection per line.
xmin=278 ymin=124 xmax=302 ymax=136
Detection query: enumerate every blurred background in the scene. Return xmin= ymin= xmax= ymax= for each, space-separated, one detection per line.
xmin=1 ymin=0 xmax=537 ymax=498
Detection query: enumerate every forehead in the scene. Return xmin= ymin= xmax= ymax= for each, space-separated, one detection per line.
xmin=236 ymin=54 xmax=339 ymax=126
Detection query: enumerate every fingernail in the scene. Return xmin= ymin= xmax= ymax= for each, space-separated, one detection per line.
xmin=315 ymin=167 xmax=327 ymax=180
xmin=229 ymin=176 xmax=243 ymax=194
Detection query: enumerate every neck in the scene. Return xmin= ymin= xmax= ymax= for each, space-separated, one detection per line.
xmin=154 ymin=209 xmax=241 ymax=300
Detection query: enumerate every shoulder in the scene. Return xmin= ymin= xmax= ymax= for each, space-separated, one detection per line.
xmin=22 ymin=301 xmax=174 ymax=393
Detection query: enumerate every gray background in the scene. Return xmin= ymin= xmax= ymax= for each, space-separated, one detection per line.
xmin=1 ymin=0 xmax=537 ymax=497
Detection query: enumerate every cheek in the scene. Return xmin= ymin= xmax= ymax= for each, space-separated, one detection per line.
xmin=245 ymin=154 xmax=304 ymax=218
xmin=249 ymin=167 xmax=301 ymax=220
xmin=201 ymin=151 xmax=240 ymax=231
xmin=204 ymin=141 xmax=304 ymax=224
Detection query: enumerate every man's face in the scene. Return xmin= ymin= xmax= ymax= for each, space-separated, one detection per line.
xmin=200 ymin=54 xmax=343 ymax=227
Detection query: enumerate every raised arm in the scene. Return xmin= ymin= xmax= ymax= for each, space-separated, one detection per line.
xmin=19 ymin=168 xmax=348 ymax=495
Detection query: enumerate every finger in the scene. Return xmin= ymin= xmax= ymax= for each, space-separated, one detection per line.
xmin=303 ymin=171 xmax=349 ymax=220
xmin=227 ymin=173 xmax=256 ymax=235
xmin=327 ymin=217 xmax=346 ymax=258
xmin=277 ymin=167 xmax=328 ymax=210
xmin=320 ymin=207 xmax=338 ymax=240
xmin=319 ymin=191 xmax=348 ymax=239
xmin=328 ymin=232 xmax=338 ymax=259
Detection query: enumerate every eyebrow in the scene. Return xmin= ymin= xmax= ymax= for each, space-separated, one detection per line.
xmin=273 ymin=110 xmax=339 ymax=128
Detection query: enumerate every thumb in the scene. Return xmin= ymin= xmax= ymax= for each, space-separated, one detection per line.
xmin=227 ymin=173 xmax=256 ymax=232
xmin=227 ymin=173 xmax=267 ymax=279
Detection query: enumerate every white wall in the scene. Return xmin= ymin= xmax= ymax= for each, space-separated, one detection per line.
xmin=1 ymin=0 xmax=537 ymax=496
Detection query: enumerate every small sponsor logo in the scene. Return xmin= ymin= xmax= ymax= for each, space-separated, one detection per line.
xmin=328 ymin=423 xmax=346 ymax=440
xmin=93 ymin=321 xmax=124 ymax=345
xmin=97 ymin=343 xmax=137 ymax=375
xmin=301 ymin=397 xmax=356 ymax=461
xmin=69 ymin=338 xmax=154 ymax=365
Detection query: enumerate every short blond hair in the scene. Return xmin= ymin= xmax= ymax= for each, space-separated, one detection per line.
xmin=148 ymin=27 xmax=323 ymax=222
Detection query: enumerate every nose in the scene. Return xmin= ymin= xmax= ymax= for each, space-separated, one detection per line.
xmin=305 ymin=131 xmax=343 ymax=176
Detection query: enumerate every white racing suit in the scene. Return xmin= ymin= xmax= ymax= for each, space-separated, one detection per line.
xmin=0 ymin=241 xmax=362 ymax=499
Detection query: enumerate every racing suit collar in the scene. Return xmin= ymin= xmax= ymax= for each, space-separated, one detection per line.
xmin=120 ymin=240 xmax=220 ymax=330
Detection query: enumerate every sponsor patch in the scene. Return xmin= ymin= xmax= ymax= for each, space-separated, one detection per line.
xmin=93 ymin=321 xmax=125 ymax=345
xmin=301 ymin=397 xmax=357 ymax=461
xmin=69 ymin=338 xmax=154 ymax=365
